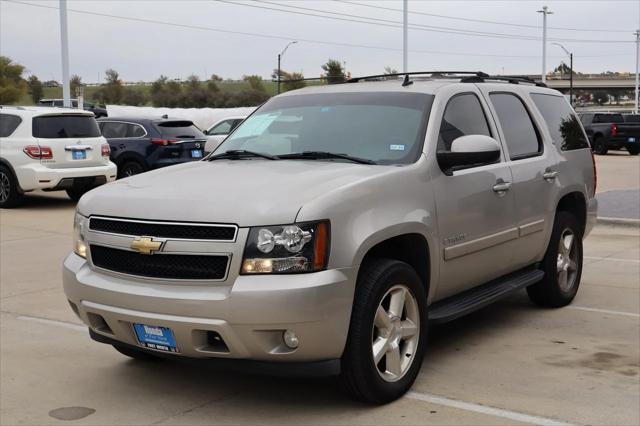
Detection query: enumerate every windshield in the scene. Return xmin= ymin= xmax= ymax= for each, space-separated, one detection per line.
xmin=215 ymin=92 xmax=434 ymax=165
xmin=32 ymin=115 xmax=100 ymax=138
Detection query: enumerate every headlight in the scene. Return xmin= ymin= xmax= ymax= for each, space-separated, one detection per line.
xmin=73 ymin=212 xmax=88 ymax=259
xmin=241 ymin=221 xmax=330 ymax=274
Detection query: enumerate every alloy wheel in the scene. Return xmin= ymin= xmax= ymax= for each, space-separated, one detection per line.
xmin=371 ymin=284 xmax=420 ymax=382
xmin=0 ymin=171 xmax=10 ymax=203
xmin=557 ymin=228 xmax=578 ymax=292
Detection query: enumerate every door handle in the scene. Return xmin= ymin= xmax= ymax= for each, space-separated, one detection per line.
xmin=543 ymin=170 xmax=559 ymax=181
xmin=492 ymin=181 xmax=512 ymax=195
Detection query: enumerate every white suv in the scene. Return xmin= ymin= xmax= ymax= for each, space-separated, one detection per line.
xmin=0 ymin=107 xmax=117 ymax=207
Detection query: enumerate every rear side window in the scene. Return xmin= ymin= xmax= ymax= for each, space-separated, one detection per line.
xmin=624 ymin=114 xmax=640 ymax=123
xmin=0 ymin=114 xmax=22 ymax=137
xmin=100 ymin=122 xmax=146 ymax=138
xmin=531 ymin=94 xmax=589 ymax=151
xmin=155 ymin=121 xmax=205 ymax=139
xmin=489 ymin=93 xmax=542 ymax=160
xmin=594 ymin=114 xmax=623 ymax=124
xmin=438 ymin=93 xmax=491 ymax=152
xmin=209 ymin=120 xmax=235 ymax=136
xmin=33 ymin=115 xmax=100 ymax=138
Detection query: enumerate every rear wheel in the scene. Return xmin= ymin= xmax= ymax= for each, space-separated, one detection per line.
xmin=0 ymin=165 xmax=24 ymax=208
xmin=339 ymin=259 xmax=428 ymax=404
xmin=113 ymin=344 xmax=160 ymax=361
xmin=592 ymin=136 xmax=608 ymax=155
xmin=118 ymin=161 xmax=145 ymax=179
xmin=628 ymin=146 xmax=639 ymax=156
xmin=527 ymin=211 xmax=583 ymax=307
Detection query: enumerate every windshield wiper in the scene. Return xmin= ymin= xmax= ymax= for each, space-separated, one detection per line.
xmin=278 ymin=151 xmax=376 ymax=165
xmin=207 ymin=150 xmax=279 ymax=161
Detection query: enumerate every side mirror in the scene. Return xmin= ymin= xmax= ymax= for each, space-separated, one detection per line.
xmin=203 ymin=129 xmax=209 ymax=135
xmin=437 ymin=135 xmax=501 ymax=175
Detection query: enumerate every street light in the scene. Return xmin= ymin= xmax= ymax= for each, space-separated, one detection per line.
xmin=277 ymin=41 xmax=298 ymax=95
xmin=552 ymin=42 xmax=573 ymax=106
xmin=537 ymin=6 xmax=553 ymax=84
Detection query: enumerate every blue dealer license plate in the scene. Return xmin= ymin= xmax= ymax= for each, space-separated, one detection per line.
xmin=72 ymin=150 xmax=86 ymax=160
xmin=133 ymin=323 xmax=178 ymax=352
xmin=191 ymin=149 xmax=203 ymax=158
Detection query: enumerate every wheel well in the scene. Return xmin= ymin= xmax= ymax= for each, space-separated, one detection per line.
xmin=116 ymin=155 xmax=147 ymax=169
xmin=556 ymin=192 xmax=587 ymax=235
xmin=360 ymin=233 xmax=430 ymax=293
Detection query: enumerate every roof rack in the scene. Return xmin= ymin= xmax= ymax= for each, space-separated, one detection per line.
xmin=462 ymin=75 xmax=547 ymax=87
xmin=346 ymin=71 xmax=489 ymax=83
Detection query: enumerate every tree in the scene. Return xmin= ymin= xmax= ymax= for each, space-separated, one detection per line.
xmin=591 ymin=90 xmax=609 ymax=105
xmin=0 ymin=56 xmax=27 ymax=104
xmin=283 ymin=72 xmax=306 ymax=91
xmin=100 ymin=68 xmax=124 ymax=104
xmin=321 ymin=59 xmax=345 ymax=83
xmin=121 ymin=87 xmax=147 ymax=106
xmin=70 ymin=74 xmax=83 ymax=96
xmin=26 ymin=75 xmax=43 ymax=104
xmin=243 ymin=75 xmax=266 ymax=92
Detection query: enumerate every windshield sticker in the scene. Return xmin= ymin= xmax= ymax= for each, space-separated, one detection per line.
xmin=232 ymin=113 xmax=280 ymax=138
xmin=390 ymin=144 xmax=405 ymax=151
xmin=320 ymin=107 xmax=331 ymax=112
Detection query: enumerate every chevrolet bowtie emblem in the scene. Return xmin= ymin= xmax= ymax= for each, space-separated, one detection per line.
xmin=130 ymin=236 xmax=163 ymax=255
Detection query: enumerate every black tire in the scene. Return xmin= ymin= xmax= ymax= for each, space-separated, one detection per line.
xmin=339 ymin=259 xmax=428 ymax=404
xmin=527 ymin=211 xmax=584 ymax=308
xmin=0 ymin=165 xmax=24 ymax=208
xmin=117 ymin=161 xmax=145 ymax=179
xmin=66 ymin=185 xmax=92 ymax=202
xmin=592 ymin=136 xmax=608 ymax=155
xmin=628 ymin=146 xmax=639 ymax=156
xmin=113 ymin=344 xmax=159 ymax=361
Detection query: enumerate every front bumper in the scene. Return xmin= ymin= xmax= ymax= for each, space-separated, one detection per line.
xmin=16 ymin=162 xmax=117 ymax=192
xmin=585 ymin=196 xmax=598 ymax=237
xmin=63 ymin=253 xmax=356 ymax=363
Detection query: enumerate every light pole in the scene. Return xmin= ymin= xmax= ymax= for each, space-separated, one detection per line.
xmin=552 ymin=42 xmax=573 ymax=106
xmin=403 ymin=0 xmax=408 ymax=73
xmin=59 ymin=0 xmax=71 ymax=107
xmin=537 ymin=6 xmax=553 ymax=84
xmin=277 ymin=41 xmax=297 ymax=95
xmin=635 ymin=30 xmax=639 ymax=114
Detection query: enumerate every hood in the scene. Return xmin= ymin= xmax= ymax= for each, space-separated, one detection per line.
xmin=78 ymin=159 xmax=397 ymax=226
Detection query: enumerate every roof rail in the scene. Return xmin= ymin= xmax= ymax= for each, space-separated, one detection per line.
xmin=461 ymin=75 xmax=547 ymax=87
xmin=346 ymin=71 xmax=489 ymax=83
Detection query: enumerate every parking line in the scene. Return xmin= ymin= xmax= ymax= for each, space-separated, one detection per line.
xmin=567 ymin=306 xmax=640 ymax=318
xmin=16 ymin=315 xmax=87 ymax=332
xmin=584 ymin=256 xmax=640 ymax=264
xmin=406 ymin=392 xmax=572 ymax=426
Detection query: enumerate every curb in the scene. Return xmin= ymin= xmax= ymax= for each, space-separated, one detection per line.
xmin=597 ymin=217 xmax=640 ymax=228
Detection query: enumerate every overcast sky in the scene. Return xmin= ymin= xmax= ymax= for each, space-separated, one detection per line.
xmin=1 ymin=0 xmax=639 ymax=83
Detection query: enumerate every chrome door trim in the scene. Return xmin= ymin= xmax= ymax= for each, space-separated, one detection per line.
xmin=444 ymin=227 xmax=519 ymax=261
xmin=519 ymin=219 xmax=545 ymax=237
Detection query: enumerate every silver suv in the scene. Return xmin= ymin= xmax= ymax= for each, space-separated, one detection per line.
xmin=63 ymin=72 xmax=597 ymax=404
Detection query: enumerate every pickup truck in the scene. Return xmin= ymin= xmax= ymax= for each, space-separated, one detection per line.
xmin=579 ymin=112 xmax=640 ymax=155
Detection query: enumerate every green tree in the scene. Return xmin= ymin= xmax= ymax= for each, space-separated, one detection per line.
xmin=0 ymin=56 xmax=27 ymax=104
xmin=283 ymin=72 xmax=306 ymax=92
xmin=243 ymin=75 xmax=266 ymax=92
xmin=70 ymin=74 xmax=83 ymax=96
xmin=101 ymin=69 xmax=124 ymax=104
xmin=121 ymin=87 xmax=147 ymax=106
xmin=591 ymin=90 xmax=609 ymax=105
xmin=321 ymin=59 xmax=345 ymax=83
xmin=26 ymin=75 xmax=43 ymax=104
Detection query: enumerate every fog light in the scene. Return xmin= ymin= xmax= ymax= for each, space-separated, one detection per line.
xmin=283 ymin=330 xmax=299 ymax=349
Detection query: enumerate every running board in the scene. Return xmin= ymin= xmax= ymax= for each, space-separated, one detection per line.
xmin=429 ymin=268 xmax=544 ymax=324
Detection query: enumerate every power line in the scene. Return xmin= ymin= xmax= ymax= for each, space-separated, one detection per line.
xmin=3 ymin=0 xmax=631 ymax=59
xmin=216 ymin=0 xmax=633 ymax=43
xmin=335 ymin=0 xmax=634 ymax=34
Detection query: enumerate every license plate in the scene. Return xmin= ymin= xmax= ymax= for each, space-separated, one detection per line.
xmin=72 ymin=150 xmax=86 ymax=160
xmin=133 ymin=324 xmax=178 ymax=352
xmin=191 ymin=149 xmax=203 ymax=158
xmin=629 ymin=137 xmax=636 ymax=143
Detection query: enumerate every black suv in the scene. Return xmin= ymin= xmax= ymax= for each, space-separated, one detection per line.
xmin=97 ymin=117 xmax=206 ymax=178
xmin=38 ymin=99 xmax=108 ymax=118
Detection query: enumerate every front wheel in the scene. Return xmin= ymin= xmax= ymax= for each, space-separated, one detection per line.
xmin=339 ymin=259 xmax=428 ymax=404
xmin=527 ymin=211 xmax=583 ymax=307
xmin=592 ymin=136 xmax=608 ymax=155
xmin=118 ymin=161 xmax=145 ymax=179
xmin=0 ymin=165 xmax=24 ymax=208
xmin=628 ymin=146 xmax=639 ymax=156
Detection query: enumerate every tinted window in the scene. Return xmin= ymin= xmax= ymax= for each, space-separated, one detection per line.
xmin=156 ymin=121 xmax=205 ymax=139
xmin=0 ymin=114 xmax=22 ymax=137
xmin=594 ymin=114 xmax=623 ymax=124
xmin=219 ymin=92 xmax=434 ymax=165
xmin=531 ymin=94 xmax=589 ymax=151
xmin=209 ymin=120 xmax=234 ymax=135
xmin=438 ymin=93 xmax=491 ymax=152
xmin=490 ymin=93 xmax=541 ymax=159
xmin=33 ymin=115 xmax=100 ymax=138
xmin=129 ymin=124 xmax=146 ymax=137
xmin=101 ymin=122 xmax=146 ymax=138
xmin=624 ymin=114 xmax=640 ymax=123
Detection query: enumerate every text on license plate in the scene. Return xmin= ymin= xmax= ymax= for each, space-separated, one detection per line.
xmin=133 ymin=323 xmax=178 ymax=352
xmin=72 ymin=150 xmax=86 ymax=160
xmin=191 ymin=149 xmax=203 ymax=158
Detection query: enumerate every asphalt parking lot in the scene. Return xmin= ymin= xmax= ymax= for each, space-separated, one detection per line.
xmin=1 ymin=154 xmax=638 ymax=426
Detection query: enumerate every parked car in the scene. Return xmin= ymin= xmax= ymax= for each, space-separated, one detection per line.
xmin=0 ymin=106 xmax=116 ymax=207
xmin=97 ymin=117 xmax=206 ymax=178
xmin=623 ymin=113 xmax=640 ymax=123
xmin=203 ymin=116 xmax=246 ymax=153
xmin=38 ymin=99 xmax=108 ymax=118
xmin=64 ymin=73 xmax=597 ymax=404
xmin=579 ymin=112 xmax=640 ymax=155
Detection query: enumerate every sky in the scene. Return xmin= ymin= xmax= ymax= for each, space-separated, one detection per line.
xmin=1 ymin=0 xmax=639 ymax=84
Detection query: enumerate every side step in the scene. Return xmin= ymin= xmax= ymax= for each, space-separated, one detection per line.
xmin=429 ymin=268 xmax=544 ymax=324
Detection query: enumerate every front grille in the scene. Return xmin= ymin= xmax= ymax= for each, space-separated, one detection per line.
xmin=89 ymin=217 xmax=236 ymax=241
xmin=90 ymin=245 xmax=229 ymax=280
